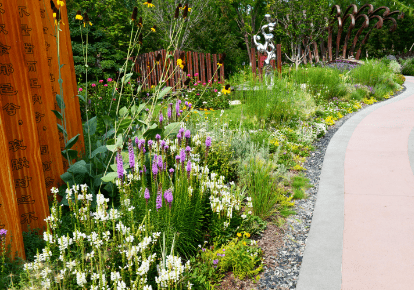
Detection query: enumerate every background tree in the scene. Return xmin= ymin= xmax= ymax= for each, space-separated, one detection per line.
xmin=268 ymin=0 xmax=330 ymax=68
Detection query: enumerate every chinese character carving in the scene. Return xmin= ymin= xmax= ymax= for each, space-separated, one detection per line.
xmin=42 ymin=161 xmax=52 ymax=172
xmin=15 ymin=176 xmax=32 ymax=188
xmin=50 ymin=73 xmax=55 ymax=82
xmin=17 ymin=195 xmax=35 ymax=205
xmin=27 ymin=61 xmax=37 ymax=72
xmin=35 ymin=112 xmax=45 ymax=123
xmin=45 ymin=177 xmax=54 ymax=188
xmin=0 ymin=24 xmax=8 ymax=35
xmin=18 ymin=120 xmax=23 ymax=125
xmin=0 ymin=42 xmax=10 ymax=55
xmin=11 ymin=157 xmax=30 ymax=170
xmin=45 ymin=41 xmax=50 ymax=51
xmin=20 ymin=212 xmax=38 ymax=225
xmin=32 ymin=94 xmax=42 ymax=104
xmin=3 ymin=103 xmax=20 ymax=116
xmin=18 ymin=6 xmax=30 ymax=17
xmin=40 ymin=145 xmax=49 ymax=155
xmin=29 ymin=78 xmax=41 ymax=88
xmin=24 ymin=43 xmax=34 ymax=54
xmin=0 ymin=3 xmax=4 ymax=14
xmin=0 ymin=83 xmax=18 ymax=95
xmin=47 ymin=57 xmax=52 ymax=66
xmin=21 ymin=24 xmax=32 ymax=36
xmin=0 ymin=63 xmax=13 ymax=75
xmin=43 ymin=27 xmax=48 ymax=34
xmin=9 ymin=139 xmax=27 ymax=152
xmin=40 ymin=9 xmax=45 ymax=18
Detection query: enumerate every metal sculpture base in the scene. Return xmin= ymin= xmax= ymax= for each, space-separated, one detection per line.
xmin=263 ymin=65 xmax=275 ymax=87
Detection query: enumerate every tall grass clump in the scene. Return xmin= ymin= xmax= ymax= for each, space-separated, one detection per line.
xmin=349 ymin=60 xmax=390 ymax=87
xmin=290 ymin=67 xmax=346 ymax=101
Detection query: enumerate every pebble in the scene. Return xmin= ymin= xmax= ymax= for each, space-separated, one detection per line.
xmin=258 ymin=86 xmax=406 ymax=290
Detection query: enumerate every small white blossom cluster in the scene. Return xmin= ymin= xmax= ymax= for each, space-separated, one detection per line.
xmin=22 ymin=185 xmax=161 ymax=290
xmin=155 ymin=255 xmax=191 ymax=289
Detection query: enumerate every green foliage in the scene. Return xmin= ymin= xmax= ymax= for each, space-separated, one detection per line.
xmin=401 ymin=58 xmax=414 ymax=76
xmin=205 ymin=141 xmax=238 ymax=183
xmin=22 ymin=227 xmax=45 ymax=262
xmin=0 ymin=245 xmax=24 ymax=290
xmin=291 ymin=175 xmax=311 ymax=200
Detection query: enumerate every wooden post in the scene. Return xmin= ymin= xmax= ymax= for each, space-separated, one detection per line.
xmin=0 ymin=0 xmax=50 ymax=233
xmin=200 ymin=53 xmax=206 ymax=84
xmin=277 ymin=44 xmax=282 ymax=76
xmin=212 ymin=54 xmax=218 ymax=81
xmin=193 ymin=52 xmax=199 ymax=81
xmin=0 ymin=117 xmax=25 ymax=259
xmin=257 ymin=51 xmax=263 ymax=77
xmin=251 ymin=47 xmax=257 ymax=76
xmin=219 ymin=53 xmax=225 ymax=82
xmin=206 ymin=53 xmax=211 ymax=82
xmin=18 ymin=0 xmax=64 ymax=196
xmin=187 ymin=51 xmax=193 ymax=77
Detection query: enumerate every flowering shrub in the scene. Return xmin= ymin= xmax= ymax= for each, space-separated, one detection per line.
xmin=181 ymin=75 xmax=231 ymax=109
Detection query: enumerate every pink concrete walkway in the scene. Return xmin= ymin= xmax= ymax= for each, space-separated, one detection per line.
xmin=342 ymin=76 xmax=414 ymax=289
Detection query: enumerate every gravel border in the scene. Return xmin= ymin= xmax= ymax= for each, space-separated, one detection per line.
xmin=258 ymin=85 xmax=407 ymax=290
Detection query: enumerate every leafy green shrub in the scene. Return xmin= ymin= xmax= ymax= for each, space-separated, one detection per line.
xmin=204 ymin=141 xmax=238 ymax=183
xmin=350 ymin=60 xmax=391 ymax=87
xmin=401 ymin=58 xmax=414 ymax=76
xmin=22 ymin=227 xmax=45 ymax=262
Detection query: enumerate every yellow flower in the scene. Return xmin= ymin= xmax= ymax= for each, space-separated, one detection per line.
xmin=177 ymin=59 xmax=184 ymax=69
xmin=242 ymin=242 xmax=247 ymax=246
xmin=151 ymin=25 xmax=156 ymax=32
xmin=182 ymin=106 xmax=187 ymax=110
xmin=237 ymin=233 xmax=242 ymax=237
xmin=204 ymin=112 xmax=210 ymax=115
xmin=209 ymin=108 xmax=214 ymax=111
xmin=75 ymin=11 xmax=83 ymax=21
xmin=57 ymin=0 xmax=65 ymax=7
xmin=221 ymin=85 xmax=231 ymax=95
xmin=143 ymin=1 xmax=155 ymax=7
xmin=244 ymin=232 xmax=250 ymax=238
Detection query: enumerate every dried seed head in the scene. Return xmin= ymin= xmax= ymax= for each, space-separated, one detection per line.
xmin=225 ymin=84 xmax=231 ymax=90
xmin=50 ymin=0 xmax=56 ymax=10
xmin=218 ymin=53 xmax=226 ymax=64
xmin=174 ymin=5 xmax=180 ymax=19
xmin=139 ymin=33 xmax=143 ymax=44
xmin=83 ymin=12 xmax=90 ymax=23
xmin=131 ymin=7 xmax=138 ymax=20
xmin=156 ymin=53 xmax=162 ymax=62
xmin=183 ymin=4 xmax=189 ymax=18
xmin=184 ymin=77 xmax=191 ymax=85
xmin=138 ymin=17 xmax=143 ymax=27
xmin=179 ymin=52 xmax=185 ymax=60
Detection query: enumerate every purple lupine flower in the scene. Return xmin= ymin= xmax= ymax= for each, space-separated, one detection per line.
xmin=185 ymin=146 xmax=191 ymax=154
xmin=143 ymin=165 xmax=147 ymax=173
xmin=177 ymin=133 xmax=182 ymax=146
xmin=159 ymin=113 xmax=163 ymax=126
xmin=180 ymin=149 xmax=186 ymax=164
xmin=116 ymin=150 xmax=124 ymax=179
xmin=155 ymin=134 xmax=161 ymax=141
xmin=169 ymin=168 xmax=175 ymax=174
xmin=167 ymin=107 xmax=172 ymax=120
xmin=144 ymin=188 xmax=150 ymax=204
xmin=148 ymin=140 xmax=154 ymax=150
xmin=186 ymin=160 xmax=191 ymax=179
xmin=175 ymin=155 xmax=180 ymax=164
xmin=164 ymin=189 xmax=173 ymax=208
xmin=128 ymin=139 xmax=135 ymax=170
xmin=205 ymin=136 xmax=211 ymax=148
xmin=152 ymin=158 xmax=159 ymax=179
xmin=156 ymin=190 xmax=162 ymax=211
xmin=157 ymin=155 xmax=163 ymax=170
xmin=184 ymin=130 xmax=191 ymax=139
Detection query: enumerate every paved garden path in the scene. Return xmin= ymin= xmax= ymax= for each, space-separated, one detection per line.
xmin=297 ymin=75 xmax=414 ymax=290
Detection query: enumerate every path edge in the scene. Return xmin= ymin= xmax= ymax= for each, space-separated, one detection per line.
xmin=296 ymin=79 xmax=413 ymax=290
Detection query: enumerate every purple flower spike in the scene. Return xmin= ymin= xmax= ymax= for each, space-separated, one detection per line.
xmin=179 ymin=128 xmax=185 ymax=135
xmin=144 ymin=188 xmax=150 ymax=203
xmin=116 ymin=150 xmax=124 ymax=179
xmin=157 ymin=155 xmax=163 ymax=170
xmin=164 ymin=145 xmax=169 ymax=151
xmin=128 ymin=139 xmax=135 ymax=170
xmin=135 ymin=137 xmax=139 ymax=146
xmin=185 ymin=146 xmax=191 ymax=153
xmin=177 ymin=133 xmax=182 ymax=146
xmin=148 ymin=140 xmax=154 ymax=150
xmin=155 ymin=134 xmax=161 ymax=141
xmin=205 ymin=136 xmax=211 ymax=148
xmin=0 ymin=229 xmax=7 ymax=237
xmin=184 ymin=130 xmax=191 ymax=139
xmin=175 ymin=155 xmax=180 ymax=163
xmin=159 ymin=113 xmax=164 ymax=125
xmin=156 ymin=191 xmax=162 ymax=211
xmin=152 ymin=159 xmax=159 ymax=179
xmin=186 ymin=160 xmax=191 ymax=179
xmin=185 ymin=101 xmax=189 ymax=106
xmin=176 ymin=100 xmax=180 ymax=117
xmin=164 ymin=189 xmax=173 ymax=208
xmin=167 ymin=107 xmax=172 ymax=120
xmin=169 ymin=168 xmax=175 ymax=173
xmin=160 ymin=140 xmax=166 ymax=149
xmin=180 ymin=149 xmax=186 ymax=164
